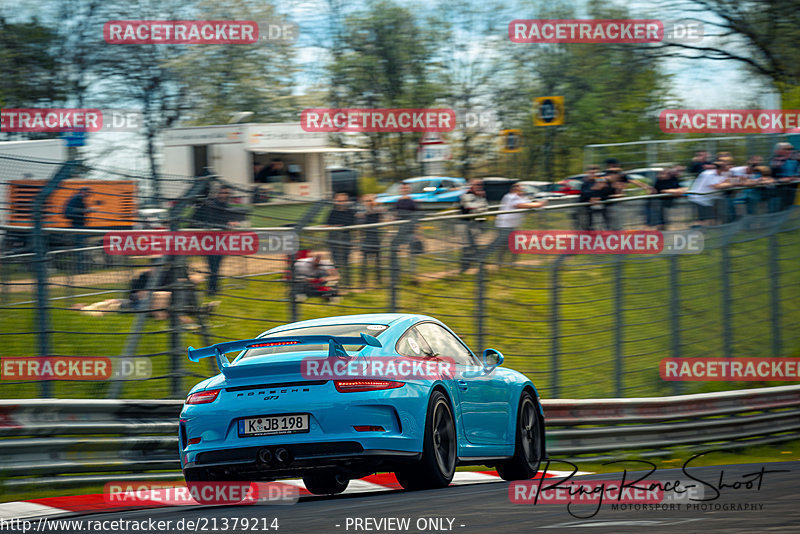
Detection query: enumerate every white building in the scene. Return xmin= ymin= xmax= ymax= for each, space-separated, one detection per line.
xmin=161 ymin=122 xmax=365 ymax=202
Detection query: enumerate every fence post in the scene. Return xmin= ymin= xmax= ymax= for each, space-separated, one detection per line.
xmin=669 ymin=254 xmax=683 ymax=394
xmin=32 ymin=161 xmax=78 ymax=398
xmin=614 ymin=255 xmax=624 ymax=398
xmin=720 ymin=241 xmax=733 ymax=358
xmin=389 ymin=227 xmax=401 ymax=312
xmin=168 ymin=258 xmax=183 ymax=398
xmin=549 ymin=255 xmax=567 ymax=398
xmin=289 ymin=201 xmax=327 ymax=322
xmin=475 ymin=259 xmax=485 ymax=352
xmin=769 ymin=232 xmax=782 ymax=357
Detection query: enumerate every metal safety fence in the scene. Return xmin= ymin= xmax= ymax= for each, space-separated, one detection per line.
xmin=1 ymin=385 xmax=798 ymax=491
xmin=1 ymin=155 xmax=800 ymax=401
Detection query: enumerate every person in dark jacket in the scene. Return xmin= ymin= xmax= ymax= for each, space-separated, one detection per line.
xmin=64 ymin=187 xmax=93 ymax=272
xmin=191 ymin=184 xmax=243 ymax=295
xmin=325 ymin=192 xmax=356 ymax=287
xmin=458 ymin=179 xmax=488 ymax=273
xmin=357 ymin=194 xmax=384 ymax=285
xmin=393 ymin=182 xmax=419 ymax=280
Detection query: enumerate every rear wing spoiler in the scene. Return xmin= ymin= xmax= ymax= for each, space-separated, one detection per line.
xmin=187 ymin=334 xmax=382 ymax=372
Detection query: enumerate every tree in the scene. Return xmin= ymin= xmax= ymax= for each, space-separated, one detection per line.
xmin=325 ymin=0 xmax=445 ymax=179
xmin=649 ymin=0 xmax=800 ymax=95
xmin=0 ymin=16 xmax=64 ymax=139
xmin=495 ymin=0 xmax=674 ymax=178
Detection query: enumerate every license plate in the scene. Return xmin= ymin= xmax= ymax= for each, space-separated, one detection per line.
xmin=238 ymin=414 xmax=310 ymax=437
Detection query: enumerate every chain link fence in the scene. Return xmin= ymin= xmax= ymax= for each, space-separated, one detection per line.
xmin=2 ymin=153 xmax=799 ymax=400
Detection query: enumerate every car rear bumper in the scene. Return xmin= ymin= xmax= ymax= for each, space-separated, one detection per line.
xmin=183 ymin=442 xmax=421 ymax=480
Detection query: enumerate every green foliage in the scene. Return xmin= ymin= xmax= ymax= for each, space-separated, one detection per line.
xmin=0 ymin=17 xmax=62 ymax=109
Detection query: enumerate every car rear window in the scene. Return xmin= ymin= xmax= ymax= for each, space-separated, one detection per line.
xmin=239 ymin=324 xmax=389 ymax=358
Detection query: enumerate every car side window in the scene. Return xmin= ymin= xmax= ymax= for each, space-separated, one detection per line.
xmin=396 ymin=326 xmax=434 ymax=358
xmin=415 ymin=322 xmax=477 ymax=366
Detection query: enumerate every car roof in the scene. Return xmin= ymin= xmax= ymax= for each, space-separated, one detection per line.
xmin=260 ymin=313 xmax=436 ymax=336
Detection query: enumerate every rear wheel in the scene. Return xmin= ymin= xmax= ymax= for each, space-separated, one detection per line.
xmin=303 ymin=473 xmax=349 ymax=495
xmin=497 ymin=391 xmax=542 ymax=481
xmin=395 ymin=390 xmax=456 ymax=490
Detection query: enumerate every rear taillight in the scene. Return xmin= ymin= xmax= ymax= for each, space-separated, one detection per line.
xmin=186 ymin=389 xmax=220 ymax=404
xmin=334 ymin=380 xmax=404 ymax=393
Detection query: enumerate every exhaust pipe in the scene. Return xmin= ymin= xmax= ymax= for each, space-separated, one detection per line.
xmin=274 ymin=448 xmax=290 ymax=465
xmin=257 ymin=448 xmax=273 ymax=465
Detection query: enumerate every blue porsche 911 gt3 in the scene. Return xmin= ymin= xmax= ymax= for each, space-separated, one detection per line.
xmin=180 ymin=313 xmax=545 ymax=495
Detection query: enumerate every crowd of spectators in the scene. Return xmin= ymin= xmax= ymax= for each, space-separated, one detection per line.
xmin=310 ymin=142 xmax=799 ymax=288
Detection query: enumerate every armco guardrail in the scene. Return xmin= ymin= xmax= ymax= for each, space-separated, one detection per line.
xmin=1 ymin=385 xmax=799 ymax=490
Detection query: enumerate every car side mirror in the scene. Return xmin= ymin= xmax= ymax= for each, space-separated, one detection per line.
xmin=482 ymin=348 xmax=504 ymax=369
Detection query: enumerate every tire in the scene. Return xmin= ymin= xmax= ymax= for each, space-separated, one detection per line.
xmin=395 ymin=390 xmax=456 ymax=490
xmin=302 ymin=473 xmax=350 ymax=495
xmin=496 ymin=391 xmax=543 ymax=481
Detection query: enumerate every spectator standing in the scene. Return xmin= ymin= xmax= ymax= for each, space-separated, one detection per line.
xmin=576 ymin=165 xmax=601 ymax=230
xmin=325 ymin=192 xmax=356 ymax=287
xmin=688 ymin=159 xmax=731 ymax=224
xmin=493 ymin=183 xmax=546 ymax=265
xmin=729 ymin=156 xmax=764 ymax=215
xmin=394 ymin=182 xmax=419 ymax=281
xmin=688 ymin=151 xmax=713 ymax=177
xmin=458 ymin=179 xmax=488 ymax=273
xmin=357 ymin=194 xmax=384 ymax=285
xmin=603 ymin=159 xmax=649 ymax=229
xmin=192 ymin=184 xmax=243 ymax=295
xmin=63 ymin=186 xmax=93 ymax=272
xmin=646 ymin=169 xmax=686 ymax=229
xmin=770 ymin=143 xmax=799 ymax=210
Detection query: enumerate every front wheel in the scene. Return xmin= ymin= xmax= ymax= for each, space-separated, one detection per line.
xmin=497 ymin=391 xmax=543 ymax=481
xmin=303 ymin=473 xmax=349 ymax=495
xmin=395 ymin=390 xmax=456 ymax=490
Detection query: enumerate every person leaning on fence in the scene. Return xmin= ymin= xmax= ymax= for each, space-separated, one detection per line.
xmin=770 ymin=142 xmax=799 ymax=211
xmin=728 ymin=156 xmax=764 ymax=215
xmin=458 ymin=179 xmax=488 ymax=273
xmin=576 ymin=165 xmax=601 ymax=230
xmin=325 ymin=192 xmax=356 ymax=288
xmin=688 ymin=159 xmax=731 ymax=225
xmin=191 ymin=184 xmax=243 ymax=296
xmin=357 ymin=194 xmax=384 ymax=286
xmin=646 ymin=168 xmax=686 ymax=230
xmin=493 ymin=183 xmax=547 ymax=266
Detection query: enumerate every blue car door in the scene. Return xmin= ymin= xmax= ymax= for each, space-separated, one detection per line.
xmin=415 ymin=322 xmax=511 ymax=445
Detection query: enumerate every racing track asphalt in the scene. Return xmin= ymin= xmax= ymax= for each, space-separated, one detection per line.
xmin=20 ymin=462 xmax=800 ymax=534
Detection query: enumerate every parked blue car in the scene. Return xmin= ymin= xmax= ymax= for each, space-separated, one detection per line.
xmin=375 ymin=176 xmax=467 ymax=208
xmin=180 ymin=313 xmax=545 ymax=495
